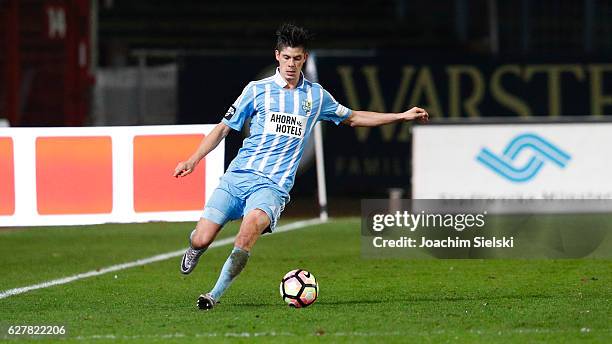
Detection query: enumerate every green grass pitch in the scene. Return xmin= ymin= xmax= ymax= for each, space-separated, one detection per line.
xmin=0 ymin=218 xmax=610 ymax=343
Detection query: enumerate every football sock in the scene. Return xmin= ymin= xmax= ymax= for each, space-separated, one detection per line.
xmin=210 ymin=246 xmax=250 ymax=300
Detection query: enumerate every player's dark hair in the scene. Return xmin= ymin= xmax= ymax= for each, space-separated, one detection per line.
xmin=275 ymin=23 xmax=312 ymax=51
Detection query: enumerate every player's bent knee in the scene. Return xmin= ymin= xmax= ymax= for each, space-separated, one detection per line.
xmin=192 ymin=219 xmax=222 ymax=249
xmin=192 ymin=233 xmax=213 ymax=249
xmin=234 ymin=210 xmax=269 ymax=250
xmin=244 ymin=209 xmax=271 ymax=229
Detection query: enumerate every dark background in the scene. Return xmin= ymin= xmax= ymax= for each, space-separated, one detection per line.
xmin=2 ymin=0 xmax=611 ymax=215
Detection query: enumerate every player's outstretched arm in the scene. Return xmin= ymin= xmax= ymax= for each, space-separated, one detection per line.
xmin=342 ymin=107 xmax=429 ymax=127
xmin=173 ymin=122 xmax=232 ymax=178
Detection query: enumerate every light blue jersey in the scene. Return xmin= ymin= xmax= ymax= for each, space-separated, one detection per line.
xmin=222 ymin=68 xmax=352 ymax=193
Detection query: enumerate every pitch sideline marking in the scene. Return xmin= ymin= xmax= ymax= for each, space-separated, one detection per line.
xmin=27 ymin=328 xmax=612 ymax=341
xmin=0 ymin=218 xmax=326 ymax=300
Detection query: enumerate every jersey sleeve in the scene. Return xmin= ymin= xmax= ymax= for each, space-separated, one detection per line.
xmin=318 ymin=88 xmax=352 ymax=125
xmin=222 ymin=82 xmax=255 ymax=131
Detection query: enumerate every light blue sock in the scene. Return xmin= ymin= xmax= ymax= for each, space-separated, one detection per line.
xmin=209 ymin=246 xmax=250 ymax=301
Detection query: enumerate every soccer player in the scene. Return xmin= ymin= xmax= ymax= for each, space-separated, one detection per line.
xmin=174 ymin=23 xmax=429 ymax=310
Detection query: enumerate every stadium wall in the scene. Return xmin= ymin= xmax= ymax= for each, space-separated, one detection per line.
xmin=0 ymin=0 xmax=94 ymax=126
xmin=0 ymin=125 xmax=223 ymax=227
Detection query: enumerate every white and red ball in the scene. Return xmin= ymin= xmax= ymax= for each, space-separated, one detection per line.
xmin=279 ymin=269 xmax=318 ymax=308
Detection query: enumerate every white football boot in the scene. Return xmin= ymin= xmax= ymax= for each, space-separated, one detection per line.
xmin=180 ymin=230 xmax=204 ymax=275
xmin=197 ymin=293 xmax=218 ymax=310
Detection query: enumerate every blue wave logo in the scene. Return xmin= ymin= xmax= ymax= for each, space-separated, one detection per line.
xmin=476 ymin=133 xmax=571 ymax=182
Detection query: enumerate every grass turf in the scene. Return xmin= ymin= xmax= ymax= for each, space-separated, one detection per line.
xmin=0 ymin=218 xmax=610 ymax=343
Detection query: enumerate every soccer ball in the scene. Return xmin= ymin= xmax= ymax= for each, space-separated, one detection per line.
xmin=279 ymin=269 xmax=318 ymax=308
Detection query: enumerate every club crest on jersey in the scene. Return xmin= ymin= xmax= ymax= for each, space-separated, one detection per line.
xmin=302 ymin=100 xmax=312 ymax=115
xmin=224 ymin=105 xmax=236 ymax=120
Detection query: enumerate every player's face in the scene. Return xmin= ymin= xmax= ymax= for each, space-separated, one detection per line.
xmin=275 ymin=46 xmax=308 ymax=84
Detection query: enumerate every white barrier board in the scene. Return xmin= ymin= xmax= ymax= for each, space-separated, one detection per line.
xmin=0 ymin=125 xmax=223 ymax=226
xmin=412 ymin=123 xmax=612 ymax=199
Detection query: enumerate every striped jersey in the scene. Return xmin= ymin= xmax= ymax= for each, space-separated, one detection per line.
xmin=222 ymin=68 xmax=352 ymax=193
